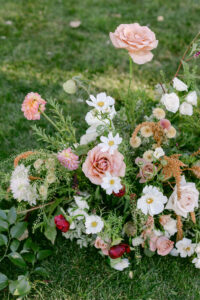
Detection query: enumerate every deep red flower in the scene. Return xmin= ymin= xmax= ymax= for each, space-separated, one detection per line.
xmin=54 ymin=214 xmax=70 ymax=233
xmin=109 ymin=243 xmax=130 ymax=259
xmin=113 ymin=185 xmax=126 ymax=197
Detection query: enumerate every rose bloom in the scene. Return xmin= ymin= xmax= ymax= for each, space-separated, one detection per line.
xmin=156 ymin=236 xmax=174 ymax=256
xmin=166 ymin=176 xmax=199 ymax=218
xmin=135 ymin=157 xmax=157 ymax=183
xmin=82 ymin=145 xmax=126 ymax=185
xmin=140 ymin=126 xmax=153 ymax=138
xmin=54 ymin=215 xmax=70 ymax=233
xmin=110 ymin=23 xmax=158 ymax=64
xmin=159 ymin=119 xmax=171 ymax=130
xmin=130 ymin=136 xmax=141 ymax=148
xmin=153 ymin=107 xmax=166 ymax=120
xmin=94 ymin=237 xmax=110 ymax=255
xmin=22 ymin=92 xmax=46 ymax=120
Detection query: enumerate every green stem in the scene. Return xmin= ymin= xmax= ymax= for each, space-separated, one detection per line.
xmin=128 ymin=56 xmax=133 ymax=92
xmin=40 ymin=110 xmax=63 ymax=135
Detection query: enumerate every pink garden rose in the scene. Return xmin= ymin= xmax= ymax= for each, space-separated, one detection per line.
xmin=135 ymin=157 xmax=156 ymax=183
xmin=156 ymin=236 xmax=174 ymax=256
xmin=110 ymin=23 xmax=158 ymax=64
xmin=22 ymin=92 xmax=46 ymax=120
xmin=94 ymin=237 xmax=110 ymax=255
xmin=82 ymin=145 xmax=126 ymax=185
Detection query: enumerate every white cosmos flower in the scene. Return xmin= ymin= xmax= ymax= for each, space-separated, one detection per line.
xmin=86 ymin=92 xmax=115 ymax=112
xmin=99 ymin=132 xmax=122 ymax=154
xmin=80 ymin=125 xmax=99 ymax=145
xmin=153 ymin=147 xmax=165 ymax=159
xmin=101 ymin=172 xmax=122 ymax=195
xmin=85 ymin=109 xmax=109 ymax=126
xmin=179 ymin=102 xmax=193 ymax=116
xmin=161 ymin=93 xmax=180 ymax=113
xmin=74 ymin=196 xmax=89 ymax=210
xmin=186 ymin=91 xmax=197 ymax=106
xmin=85 ymin=215 xmax=104 ymax=234
xmin=192 ymin=257 xmax=200 ymax=269
xmin=173 ymin=77 xmax=188 ymax=91
xmin=111 ymin=258 xmax=130 ymax=271
xmin=137 ymin=185 xmax=168 ymax=216
xmin=176 ymin=238 xmax=195 ymax=257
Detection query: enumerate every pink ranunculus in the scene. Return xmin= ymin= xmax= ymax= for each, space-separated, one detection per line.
xmin=156 ymin=236 xmax=174 ymax=256
xmin=82 ymin=146 xmax=126 ymax=185
xmin=94 ymin=237 xmax=110 ymax=255
xmin=57 ymin=148 xmax=79 ymax=171
xmin=109 ymin=23 xmax=158 ymax=64
xmin=22 ymin=92 xmax=46 ymax=120
xmin=135 ymin=157 xmax=156 ymax=183
xmin=159 ymin=119 xmax=171 ymax=130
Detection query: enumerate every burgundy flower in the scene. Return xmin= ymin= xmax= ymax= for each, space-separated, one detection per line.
xmin=54 ymin=215 xmax=70 ymax=233
xmin=109 ymin=243 xmax=130 ymax=259
xmin=113 ymin=185 xmax=126 ymax=197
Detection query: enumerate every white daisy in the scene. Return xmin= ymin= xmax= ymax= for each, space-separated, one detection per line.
xmin=137 ymin=185 xmax=168 ymax=216
xmin=99 ymin=132 xmax=122 ymax=154
xmin=85 ymin=215 xmax=104 ymax=234
xmin=101 ymin=172 xmax=122 ymax=195
xmin=74 ymin=196 xmax=89 ymax=210
xmin=176 ymin=238 xmax=195 ymax=257
xmin=86 ymin=92 xmax=115 ymax=112
xmin=111 ymin=258 xmax=130 ymax=271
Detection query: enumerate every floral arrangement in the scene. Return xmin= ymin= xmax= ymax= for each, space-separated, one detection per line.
xmin=0 ymin=23 xmax=200 ymax=297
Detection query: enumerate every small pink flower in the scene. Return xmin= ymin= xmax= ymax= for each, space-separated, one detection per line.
xmin=149 ymin=234 xmax=158 ymax=252
xmin=156 ymin=236 xmax=174 ymax=256
xmin=159 ymin=119 xmax=171 ymax=130
xmin=57 ymin=148 xmax=79 ymax=170
xmin=94 ymin=237 xmax=110 ymax=255
xmin=22 ymin=92 xmax=46 ymax=120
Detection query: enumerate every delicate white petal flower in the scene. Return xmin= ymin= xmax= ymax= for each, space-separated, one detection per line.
xmin=111 ymin=258 xmax=130 ymax=271
xmin=74 ymin=196 xmax=89 ymax=210
xmin=11 ymin=164 xmax=30 ymax=180
xmin=132 ymin=237 xmax=143 ymax=246
xmin=192 ymin=257 xmax=200 ymax=269
xmin=86 ymin=93 xmax=115 ymax=112
xmin=153 ymin=147 xmax=165 ymax=159
xmin=173 ymin=77 xmax=188 ymax=91
xmin=137 ymin=185 xmax=167 ymax=216
xmin=101 ymin=172 xmax=122 ymax=195
xmin=68 ymin=207 xmax=88 ymax=220
xmin=10 ymin=178 xmax=30 ymax=201
xmin=161 ymin=93 xmax=179 ymax=113
xmin=186 ymin=91 xmax=197 ymax=106
xmin=85 ymin=109 xmax=109 ymax=126
xmin=99 ymin=132 xmax=122 ymax=154
xmin=170 ymin=248 xmax=179 ymax=256
xmin=176 ymin=238 xmax=195 ymax=257
xmin=179 ymin=102 xmax=193 ymax=116
xmin=80 ymin=125 xmax=99 ymax=145
xmin=85 ymin=215 xmax=104 ymax=234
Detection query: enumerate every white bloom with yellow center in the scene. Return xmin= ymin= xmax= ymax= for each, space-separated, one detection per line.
xmin=101 ymin=172 xmax=122 ymax=195
xmin=173 ymin=77 xmax=188 ymax=92
xmin=153 ymin=107 xmax=166 ymax=120
xmin=140 ymin=126 xmax=153 ymax=138
xmin=143 ymin=150 xmax=154 ymax=162
xmin=176 ymin=238 xmax=195 ymax=257
xmin=137 ymin=185 xmax=168 ymax=216
xmin=86 ymin=92 xmax=115 ymax=112
xmin=85 ymin=215 xmax=104 ymax=234
xmin=153 ymin=147 xmax=165 ymax=159
xmin=99 ymin=132 xmax=122 ymax=154
xmin=186 ymin=91 xmax=197 ymax=106
xmin=130 ymin=136 xmax=141 ymax=148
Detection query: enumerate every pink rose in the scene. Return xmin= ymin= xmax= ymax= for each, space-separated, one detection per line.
xmin=110 ymin=23 xmax=158 ymax=64
xmin=94 ymin=237 xmax=109 ymax=255
xmin=135 ymin=157 xmax=156 ymax=183
xmin=82 ymin=146 xmax=126 ymax=185
xmin=156 ymin=236 xmax=174 ymax=256
xmin=159 ymin=119 xmax=171 ymax=130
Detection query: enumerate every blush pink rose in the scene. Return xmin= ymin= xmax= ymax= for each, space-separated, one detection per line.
xmin=94 ymin=237 xmax=109 ymax=255
xmin=156 ymin=236 xmax=174 ymax=256
xmin=109 ymin=23 xmax=158 ymax=64
xmin=159 ymin=119 xmax=171 ymax=130
xmin=82 ymin=145 xmax=126 ymax=185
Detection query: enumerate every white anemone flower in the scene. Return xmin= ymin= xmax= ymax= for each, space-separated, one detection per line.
xmin=101 ymin=172 xmax=122 ymax=195
xmin=111 ymin=258 xmax=130 ymax=271
xmin=186 ymin=91 xmax=197 ymax=106
xmin=86 ymin=92 xmax=115 ymax=112
xmin=85 ymin=215 xmax=104 ymax=234
xmin=137 ymin=185 xmax=168 ymax=216
xmin=173 ymin=77 xmax=188 ymax=91
xmin=176 ymin=238 xmax=195 ymax=257
xmin=74 ymin=196 xmax=89 ymax=210
xmin=153 ymin=147 xmax=165 ymax=159
xmin=99 ymin=132 xmax=122 ymax=154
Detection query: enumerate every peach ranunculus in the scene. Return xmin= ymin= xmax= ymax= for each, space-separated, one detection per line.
xmin=94 ymin=237 xmax=110 ymax=255
xmin=156 ymin=236 xmax=174 ymax=256
xmin=22 ymin=92 xmax=46 ymax=120
xmin=82 ymin=145 xmax=126 ymax=185
xmin=109 ymin=23 xmax=158 ymax=64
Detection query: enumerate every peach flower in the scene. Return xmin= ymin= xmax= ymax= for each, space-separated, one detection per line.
xmin=156 ymin=236 xmax=174 ymax=256
xmin=22 ymin=92 xmax=46 ymax=120
xmin=110 ymin=23 xmax=158 ymax=64
xmin=94 ymin=237 xmax=110 ymax=255
xmin=82 ymin=146 xmax=126 ymax=185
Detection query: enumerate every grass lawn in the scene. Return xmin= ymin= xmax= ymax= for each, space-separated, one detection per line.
xmin=0 ymin=0 xmax=200 ymax=299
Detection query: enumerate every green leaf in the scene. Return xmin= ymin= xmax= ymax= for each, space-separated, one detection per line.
xmin=7 ymin=207 xmax=17 ymax=225
xmin=23 ymin=238 xmax=40 ymax=252
xmin=10 ymin=222 xmax=27 ymax=239
xmin=37 ymin=250 xmax=53 ymax=261
xmin=0 ymin=219 xmax=8 ymax=232
xmin=10 ymin=239 xmax=20 ymax=252
xmin=33 ymin=267 xmax=49 ymax=277
xmin=44 ymin=218 xmax=57 ymax=244
xmin=0 ymin=234 xmax=8 ymax=246
xmin=0 ymin=273 xmax=8 ymax=290
xmin=9 ymin=275 xmax=31 ymax=296
xmin=22 ymin=252 xmax=35 ymax=264
xmin=0 ymin=210 xmax=7 ymax=221
xmin=8 ymin=252 xmax=27 ymax=268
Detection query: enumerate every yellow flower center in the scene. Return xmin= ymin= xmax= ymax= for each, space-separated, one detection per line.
xmin=146 ymin=198 xmax=154 ymax=204
xmin=110 ymin=179 xmax=115 ymax=185
xmin=185 ymin=247 xmax=191 ymax=251
xmin=97 ymin=101 xmax=104 ymax=107
xmin=108 ymin=140 xmax=114 ymax=146
xmin=91 ymin=221 xmax=97 ymax=227
xmin=65 ymin=153 xmax=70 ymax=158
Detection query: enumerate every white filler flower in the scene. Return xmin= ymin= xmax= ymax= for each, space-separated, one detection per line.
xmin=111 ymin=258 xmax=130 ymax=271
xmin=186 ymin=91 xmax=197 ymax=106
xmin=99 ymin=132 xmax=122 ymax=154
xmin=173 ymin=77 xmax=188 ymax=91
xmin=153 ymin=147 xmax=165 ymax=159
xmin=74 ymin=196 xmax=89 ymax=210
xmin=85 ymin=215 xmax=104 ymax=234
xmin=176 ymin=238 xmax=195 ymax=257
xmin=86 ymin=92 xmax=115 ymax=112
xmin=179 ymin=102 xmax=193 ymax=116
xmin=161 ymin=93 xmax=180 ymax=113
xmin=101 ymin=172 xmax=122 ymax=195
xmin=137 ymin=185 xmax=168 ymax=216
